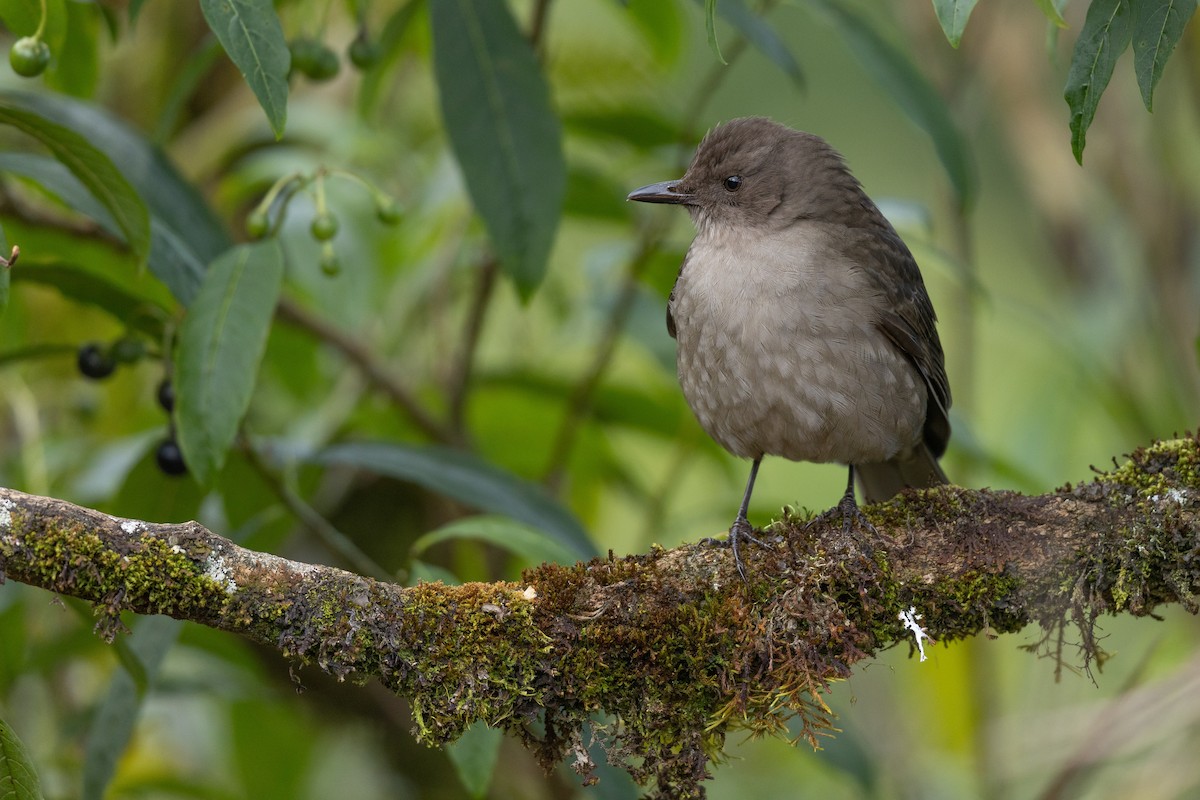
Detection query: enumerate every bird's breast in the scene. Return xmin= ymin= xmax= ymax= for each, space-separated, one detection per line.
xmin=670 ymin=225 xmax=926 ymax=464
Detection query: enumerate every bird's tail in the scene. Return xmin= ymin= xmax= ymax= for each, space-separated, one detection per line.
xmin=855 ymin=444 xmax=948 ymax=504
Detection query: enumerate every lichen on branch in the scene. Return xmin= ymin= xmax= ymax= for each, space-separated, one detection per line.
xmin=1 ymin=434 xmax=1198 ymax=799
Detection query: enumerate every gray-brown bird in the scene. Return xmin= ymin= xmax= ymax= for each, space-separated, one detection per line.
xmin=628 ymin=117 xmax=951 ymax=580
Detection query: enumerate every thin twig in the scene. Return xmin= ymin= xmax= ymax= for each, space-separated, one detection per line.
xmin=274 ymin=296 xmax=458 ymax=445
xmin=529 ymin=0 xmax=553 ymax=52
xmin=240 ymin=436 xmax=395 ymax=582
xmin=445 ymin=255 xmax=499 ymax=436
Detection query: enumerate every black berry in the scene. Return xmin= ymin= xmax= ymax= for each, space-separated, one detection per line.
xmin=77 ymin=343 xmax=116 ymax=380
xmin=157 ymin=378 xmax=175 ymax=413
xmin=155 ymin=438 xmax=187 ymax=476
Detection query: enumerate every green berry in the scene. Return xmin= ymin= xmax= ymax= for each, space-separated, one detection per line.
xmin=77 ymin=343 xmax=116 ymax=380
xmin=310 ymin=211 xmax=339 ymax=241
xmin=155 ymin=438 xmax=187 ymax=476
xmin=111 ymin=336 xmax=146 ymax=364
xmin=246 ymin=209 xmax=270 ymax=239
xmin=375 ymin=196 xmax=402 ymax=225
xmin=348 ymin=32 xmax=380 ymax=70
xmin=9 ymin=37 xmax=50 ymax=78
xmin=289 ymin=38 xmax=321 ymax=77
xmin=293 ymin=39 xmax=340 ymax=81
xmin=319 ymin=248 xmax=341 ymax=276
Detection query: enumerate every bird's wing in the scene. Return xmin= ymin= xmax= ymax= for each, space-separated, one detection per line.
xmin=859 ymin=227 xmax=952 ymax=458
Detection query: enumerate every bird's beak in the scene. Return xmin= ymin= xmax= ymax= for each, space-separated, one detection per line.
xmin=627 ymin=180 xmax=694 ymax=205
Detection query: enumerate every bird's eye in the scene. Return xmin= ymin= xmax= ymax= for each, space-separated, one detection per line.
xmin=722 ymin=175 xmax=743 ymax=192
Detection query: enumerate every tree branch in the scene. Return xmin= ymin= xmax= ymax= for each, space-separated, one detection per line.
xmin=2 ymin=435 xmax=1198 ymax=798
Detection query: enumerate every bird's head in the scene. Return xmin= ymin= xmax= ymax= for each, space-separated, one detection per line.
xmin=627 ymin=117 xmax=867 ymax=235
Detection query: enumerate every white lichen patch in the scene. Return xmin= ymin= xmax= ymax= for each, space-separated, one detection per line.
xmin=1151 ymin=488 xmax=1191 ymax=506
xmin=899 ymin=606 xmax=934 ymax=663
xmin=119 ymin=518 xmax=145 ymax=535
xmin=522 ymin=586 xmax=538 ymax=601
xmin=0 ymin=498 xmax=13 ymax=530
xmin=204 ymin=553 xmax=238 ymax=593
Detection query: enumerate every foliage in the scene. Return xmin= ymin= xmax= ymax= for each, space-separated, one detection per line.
xmin=0 ymin=0 xmax=1197 ymax=798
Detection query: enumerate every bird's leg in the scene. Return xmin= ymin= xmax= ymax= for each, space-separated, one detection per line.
xmin=723 ymin=458 xmax=768 ymax=582
xmin=835 ymin=465 xmax=877 ymax=534
xmin=808 ymin=465 xmax=878 ymax=536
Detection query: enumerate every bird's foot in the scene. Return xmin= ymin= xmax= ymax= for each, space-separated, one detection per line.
xmin=701 ymin=517 xmax=767 ymax=583
xmin=806 ymin=492 xmax=879 ymax=559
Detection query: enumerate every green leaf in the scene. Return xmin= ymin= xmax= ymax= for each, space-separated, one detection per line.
xmin=199 ymin=0 xmax=290 ymax=139
xmin=1131 ymin=0 xmax=1197 ymax=111
xmin=446 ymin=724 xmax=503 ymax=799
xmin=564 ymin=165 xmax=633 ymax=221
xmin=626 ymin=0 xmax=684 ymax=64
xmin=0 ymin=99 xmax=151 ymax=266
xmin=814 ymin=1 xmax=976 ymax=210
xmin=932 ymin=0 xmax=980 ymax=47
xmin=1032 ymin=0 xmax=1069 ymax=27
xmin=430 ymin=0 xmax=566 ymax=298
xmin=565 ymin=108 xmax=680 ymax=149
xmin=0 ymin=91 xmax=231 ymax=285
xmin=0 ymin=152 xmax=205 ymax=305
xmin=1064 ymin=0 xmax=1135 ymax=164
xmin=0 ymin=715 xmax=43 ymax=800
xmin=9 ymin=264 xmax=167 ymax=337
xmin=176 ymin=240 xmax=284 ymax=483
xmin=704 ymin=0 xmax=728 ymax=64
xmin=44 ymin=0 xmax=100 ymax=98
xmin=0 ymin=0 xmax=68 ymax=54
xmin=316 ymin=441 xmax=597 ymax=560
xmin=414 ymin=514 xmax=581 ymax=566
xmin=715 ymin=0 xmax=804 ymax=88
xmin=82 ymin=617 xmax=180 ymax=800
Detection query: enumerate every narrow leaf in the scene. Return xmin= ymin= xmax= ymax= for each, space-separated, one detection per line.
xmin=446 ymin=725 xmax=503 ymax=799
xmin=199 ymin=0 xmax=290 ymax=139
xmin=715 ymin=0 xmax=804 ymax=87
xmin=176 ymin=240 xmax=284 ymax=483
xmin=1032 ymin=0 xmax=1069 ymax=27
xmin=0 ymin=91 xmax=231 ymax=273
xmin=815 ymin=1 xmax=976 ymax=209
xmin=1131 ymin=0 xmax=1197 ymax=111
xmin=932 ymin=0 xmax=980 ymax=47
xmin=1064 ymin=0 xmax=1135 ymax=163
xmin=0 ymin=153 xmax=205 ymax=304
xmin=10 ymin=264 xmax=167 ymax=337
xmin=316 ymin=441 xmax=597 ymax=560
xmin=413 ymin=514 xmax=581 ymax=566
xmin=705 ymin=0 xmax=728 ymax=63
xmin=0 ymin=716 xmax=43 ymax=800
xmin=0 ymin=100 xmax=151 ymax=265
xmin=430 ymin=0 xmax=566 ymax=297
xmin=82 ymin=617 xmax=180 ymax=800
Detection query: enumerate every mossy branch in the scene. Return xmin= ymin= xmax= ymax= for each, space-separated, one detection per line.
xmin=2 ymin=435 xmax=1199 ymax=798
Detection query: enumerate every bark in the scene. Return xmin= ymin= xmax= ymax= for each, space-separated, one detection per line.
xmin=1 ymin=435 xmax=1198 ymax=798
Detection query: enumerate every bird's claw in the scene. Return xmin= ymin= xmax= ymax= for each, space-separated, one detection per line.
xmin=701 ymin=518 xmax=767 ymax=583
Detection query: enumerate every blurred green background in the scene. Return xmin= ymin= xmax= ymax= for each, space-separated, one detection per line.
xmin=1 ymin=0 xmax=1199 ymax=797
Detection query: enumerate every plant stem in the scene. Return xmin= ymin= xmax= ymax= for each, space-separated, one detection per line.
xmin=446 ymin=255 xmax=499 ymax=435
xmin=274 ymin=296 xmax=459 ymax=445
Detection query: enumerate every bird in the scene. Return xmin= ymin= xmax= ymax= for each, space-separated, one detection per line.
xmin=627 ymin=117 xmax=951 ymax=581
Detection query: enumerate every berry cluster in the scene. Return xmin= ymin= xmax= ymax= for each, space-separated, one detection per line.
xmin=76 ymin=337 xmax=186 ymax=477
